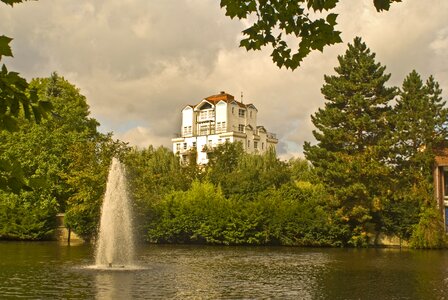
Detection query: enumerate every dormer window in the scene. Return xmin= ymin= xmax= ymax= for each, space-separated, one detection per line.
xmin=239 ymin=109 xmax=245 ymax=117
xmin=199 ymin=102 xmax=213 ymax=110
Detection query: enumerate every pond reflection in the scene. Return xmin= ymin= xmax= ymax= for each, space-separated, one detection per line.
xmin=1 ymin=242 xmax=448 ymax=299
xmin=95 ymin=271 xmax=134 ymax=299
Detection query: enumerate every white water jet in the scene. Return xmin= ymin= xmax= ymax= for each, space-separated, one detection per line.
xmin=95 ymin=158 xmax=135 ymax=268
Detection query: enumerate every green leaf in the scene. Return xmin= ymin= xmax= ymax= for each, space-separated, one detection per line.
xmin=373 ymin=0 xmax=391 ymax=11
xmin=1 ymin=0 xmax=26 ymax=6
xmin=0 ymin=35 xmax=13 ymax=60
xmin=326 ymin=13 xmax=338 ymax=26
xmin=2 ymin=114 xmax=19 ymax=131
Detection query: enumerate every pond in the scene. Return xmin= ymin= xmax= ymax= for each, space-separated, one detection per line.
xmin=1 ymin=242 xmax=447 ymax=299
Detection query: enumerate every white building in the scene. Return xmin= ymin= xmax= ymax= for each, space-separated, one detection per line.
xmin=172 ymin=91 xmax=278 ymax=164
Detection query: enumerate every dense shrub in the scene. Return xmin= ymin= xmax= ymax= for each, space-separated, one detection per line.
xmin=146 ymin=180 xmax=345 ymax=246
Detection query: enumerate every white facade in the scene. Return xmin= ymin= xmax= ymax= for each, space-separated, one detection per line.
xmin=172 ymin=91 xmax=278 ymax=164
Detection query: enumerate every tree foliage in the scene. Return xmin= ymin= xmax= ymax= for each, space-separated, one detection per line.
xmin=63 ymin=136 xmax=129 ymax=241
xmin=0 ymin=0 xmax=52 ymax=193
xmin=304 ymin=38 xmax=448 ymax=247
xmin=410 ymin=206 xmax=447 ymax=249
xmin=381 ymin=70 xmax=448 ymax=242
xmin=304 ymin=37 xmax=396 ymax=246
xmin=147 ymin=180 xmax=337 ymax=246
xmin=0 ymin=73 xmax=106 ymax=240
xmin=221 ymin=0 xmax=402 ymax=70
xmin=206 ymin=142 xmax=289 ymax=197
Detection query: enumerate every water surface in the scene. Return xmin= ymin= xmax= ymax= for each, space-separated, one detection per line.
xmin=1 ymin=242 xmax=447 ymax=299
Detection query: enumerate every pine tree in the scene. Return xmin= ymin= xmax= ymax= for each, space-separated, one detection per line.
xmin=390 ymin=71 xmax=447 ymax=193
xmin=382 ymin=71 xmax=448 ymax=243
xmin=391 ymin=71 xmax=447 ymax=170
xmin=303 ymin=37 xmax=396 ymax=246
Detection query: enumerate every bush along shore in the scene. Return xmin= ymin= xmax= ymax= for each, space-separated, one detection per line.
xmin=2 ymin=38 xmax=448 ymax=248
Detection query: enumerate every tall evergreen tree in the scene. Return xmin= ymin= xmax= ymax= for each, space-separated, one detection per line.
xmin=303 ymin=37 xmax=396 ymax=246
xmin=382 ymin=71 xmax=448 ymax=244
xmin=391 ymin=71 xmax=447 ymax=173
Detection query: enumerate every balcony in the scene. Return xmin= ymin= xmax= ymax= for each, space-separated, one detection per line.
xmin=267 ymin=133 xmax=277 ymax=139
xmin=178 ymin=146 xmax=196 ymax=155
xmin=267 ymin=132 xmax=278 ymax=143
xmin=198 ymin=110 xmax=215 ymax=122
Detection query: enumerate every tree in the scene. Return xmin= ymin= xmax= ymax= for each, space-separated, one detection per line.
xmin=391 ymin=71 xmax=447 ymax=171
xmin=123 ymin=145 xmax=192 ymax=240
xmin=303 ymin=37 xmax=396 ymax=246
xmin=0 ymin=0 xmax=50 ymax=132
xmin=288 ymin=157 xmax=318 ymax=183
xmin=64 ymin=135 xmax=129 ymax=241
xmin=221 ymin=0 xmax=402 ymax=70
xmin=206 ymin=141 xmax=245 ymax=190
xmin=207 ymin=143 xmax=289 ymax=197
xmin=382 ymin=71 xmax=448 ymax=243
xmin=0 ymin=73 xmax=103 ymax=240
xmin=1 ymin=0 xmax=52 ymax=193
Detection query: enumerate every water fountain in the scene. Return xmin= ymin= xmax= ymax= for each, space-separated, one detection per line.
xmin=94 ymin=157 xmax=136 ymax=269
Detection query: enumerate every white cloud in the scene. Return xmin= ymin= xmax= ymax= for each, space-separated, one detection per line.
xmin=430 ymin=28 xmax=448 ymax=55
xmin=1 ymin=0 xmax=448 ymax=156
xmin=115 ymin=126 xmax=168 ymax=149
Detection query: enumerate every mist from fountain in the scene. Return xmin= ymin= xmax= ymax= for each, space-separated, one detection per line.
xmin=94 ymin=157 xmax=136 ymax=269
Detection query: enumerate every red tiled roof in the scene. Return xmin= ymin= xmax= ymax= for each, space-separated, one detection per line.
xmin=202 ymin=91 xmax=247 ymax=108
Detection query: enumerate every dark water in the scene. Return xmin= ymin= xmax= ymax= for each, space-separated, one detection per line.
xmin=1 ymin=242 xmax=448 ymax=299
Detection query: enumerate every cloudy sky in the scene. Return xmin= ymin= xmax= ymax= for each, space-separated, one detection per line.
xmin=1 ymin=0 xmax=448 ymax=159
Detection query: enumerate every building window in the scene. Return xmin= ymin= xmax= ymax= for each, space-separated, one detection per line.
xmin=183 ymin=126 xmax=192 ymax=135
xmin=217 ymin=121 xmax=227 ymax=133
xmin=217 ymin=122 xmax=225 ymax=132
xmin=176 ymin=143 xmax=181 ymax=151
xmin=199 ymin=124 xmax=209 ymax=135
xmin=183 ymin=143 xmax=187 ymax=150
xmin=239 ymin=109 xmax=245 ymax=117
xmin=238 ymin=124 xmax=245 ymax=132
xmin=199 ymin=110 xmax=215 ymax=121
xmin=262 ymin=142 xmax=264 ymax=150
xmin=254 ymin=141 xmax=258 ymax=149
xmin=232 ymin=107 xmax=235 ymax=114
xmin=247 ymin=140 xmax=250 ymax=148
xmin=192 ymin=142 xmax=196 ymax=148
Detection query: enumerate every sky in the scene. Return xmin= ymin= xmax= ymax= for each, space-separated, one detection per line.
xmin=1 ymin=0 xmax=448 ymax=159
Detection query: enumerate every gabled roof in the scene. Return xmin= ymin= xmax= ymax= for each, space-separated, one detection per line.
xmin=246 ymin=103 xmax=258 ymax=111
xmin=202 ymin=91 xmax=246 ymax=108
xmin=194 ymin=99 xmax=214 ymax=111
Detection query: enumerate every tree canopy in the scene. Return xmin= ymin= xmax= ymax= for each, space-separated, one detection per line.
xmin=304 ymin=37 xmax=396 ymax=246
xmin=304 ymin=37 xmax=447 ymax=247
xmin=0 ymin=73 xmax=116 ymax=240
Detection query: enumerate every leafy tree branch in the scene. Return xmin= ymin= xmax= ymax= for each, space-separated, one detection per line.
xmin=221 ymin=0 xmax=402 ymax=70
